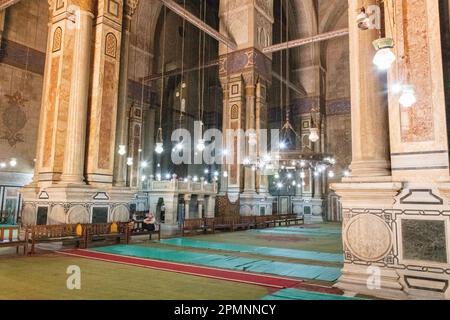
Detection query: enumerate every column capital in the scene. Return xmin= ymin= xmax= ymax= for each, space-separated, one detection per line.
xmin=124 ymin=0 xmax=139 ymax=18
xmin=48 ymin=0 xmax=97 ymax=14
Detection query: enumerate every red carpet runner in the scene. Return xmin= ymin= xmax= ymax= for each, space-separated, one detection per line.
xmin=60 ymin=249 xmax=301 ymax=289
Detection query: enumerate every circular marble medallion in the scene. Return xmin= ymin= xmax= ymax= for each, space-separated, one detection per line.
xmin=344 ymin=214 xmax=392 ymax=262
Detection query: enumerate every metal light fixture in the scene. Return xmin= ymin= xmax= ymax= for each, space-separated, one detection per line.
xmin=373 ymin=37 xmax=396 ymax=71
xmin=356 ymin=7 xmax=370 ymax=30
xmin=126 ymin=157 xmax=133 ymax=166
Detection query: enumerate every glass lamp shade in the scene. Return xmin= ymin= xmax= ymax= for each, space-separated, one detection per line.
xmin=155 ymin=143 xmax=164 ymax=154
xmin=196 ymin=139 xmax=206 ymax=151
xmin=248 ymin=132 xmax=258 ymax=146
xmin=309 ymin=128 xmax=320 ymax=143
xmin=126 ymin=157 xmax=133 ymax=166
xmin=9 ymin=158 xmax=17 ymax=167
xmin=118 ymin=145 xmax=127 ymax=155
xmin=399 ymin=85 xmax=417 ymax=108
xmin=373 ymin=48 xmax=396 ymax=70
xmin=372 ymin=38 xmax=396 ymax=71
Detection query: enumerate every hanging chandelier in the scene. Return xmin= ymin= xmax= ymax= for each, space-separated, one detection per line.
xmin=373 ymin=37 xmax=396 ymax=71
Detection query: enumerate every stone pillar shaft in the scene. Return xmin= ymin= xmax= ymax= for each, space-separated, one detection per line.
xmin=348 ymin=0 xmax=391 ymax=179
xmin=61 ymin=11 xmax=94 ymax=184
xmin=85 ymin=0 xmax=123 ymax=186
xmin=113 ymin=3 xmax=136 ymax=187
xmin=37 ymin=1 xmax=95 ymax=185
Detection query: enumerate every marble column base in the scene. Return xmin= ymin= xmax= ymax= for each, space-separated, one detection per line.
xmin=20 ymin=184 xmax=135 ymax=225
xmin=332 ymin=181 xmax=450 ymax=300
xmin=239 ymin=192 xmax=273 ymax=216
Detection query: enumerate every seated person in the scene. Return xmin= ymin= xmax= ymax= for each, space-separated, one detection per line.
xmin=143 ymin=212 xmax=156 ymax=232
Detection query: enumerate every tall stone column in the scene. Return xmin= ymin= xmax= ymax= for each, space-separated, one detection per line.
xmin=184 ymin=195 xmax=191 ymax=220
xmin=219 ymin=81 xmax=229 ymax=195
xmin=256 ymin=80 xmax=270 ymax=195
xmin=113 ymin=0 xmax=139 ymax=187
xmin=243 ymin=73 xmax=257 ymax=195
xmin=34 ymin=0 xmax=95 ymax=185
xmin=20 ymin=0 xmax=135 ymax=227
xmin=85 ymin=0 xmax=124 ymax=186
xmin=332 ymin=0 xmax=450 ymax=300
xmin=197 ymin=196 xmax=205 ymax=219
xmin=347 ymin=0 xmax=391 ymax=179
xmin=219 ymin=0 xmax=274 ymax=215
xmin=142 ymin=107 xmax=156 ymax=183
xmin=0 ymin=10 xmax=5 ymax=43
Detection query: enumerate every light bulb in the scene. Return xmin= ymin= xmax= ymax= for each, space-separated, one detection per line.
xmin=213 ymin=171 xmax=219 ymax=177
xmin=373 ymin=48 xmax=396 ymax=70
xmin=204 ymin=168 xmax=209 ymax=174
xmin=9 ymin=158 xmax=17 ymax=167
xmin=344 ymin=170 xmax=351 ymax=177
xmin=313 ymin=171 xmax=320 ymax=177
xmin=243 ymin=158 xmax=251 ymax=165
xmin=275 ymin=174 xmax=280 ymax=179
xmin=165 ymin=173 xmax=171 ymax=179
xmin=141 ymin=161 xmax=148 ymax=168
xmin=372 ymin=38 xmax=396 ymax=71
xmin=193 ymin=176 xmax=199 ymax=182
xmin=399 ymin=85 xmax=417 ymax=108
xmin=156 ymin=173 xmax=162 ymax=181
xmin=279 ymin=141 xmax=287 ymax=149
xmin=287 ymin=173 xmax=293 ymax=179
xmin=155 ymin=143 xmax=164 ymax=154
xmin=222 ymin=149 xmax=229 ymax=156
xmin=292 ymin=181 xmax=297 ymax=186
xmin=263 ymin=154 xmax=271 ymax=162
xmin=223 ymin=171 xmax=228 ymax=178
xmin=328 ymin=171 xmax=335 ymax=178
xmin=300 ymin=171 xmax=306 ymax=179
xmin=118 ymin=145 xmax=127 ymax=156
xmin=141 ymin=175 xmax=147 ymax=182
xmin=0 ymin=162 xmax=6 ymax=168
xmin=277 ymin=182 xmax=283 ymax=189
xmin=127 ymin=157 xmax=133 ymax=166
xmin=309 ymin=128 xmax=320 ymax=143
xmin=197 ymin=139 xmax=206 ymax=151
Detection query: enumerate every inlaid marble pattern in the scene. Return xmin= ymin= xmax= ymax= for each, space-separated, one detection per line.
xmin=399 ymin=0 xmax=435 ymax=142
xmin=402 ymin=219 xmax=447 ymax=263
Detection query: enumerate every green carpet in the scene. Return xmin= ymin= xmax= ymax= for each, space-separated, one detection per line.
xmin=261 ymin=288 xmax=365 ymax=300
xmin=160 ymin=238 xmax=343 ymax=263
xmin=0 ymin=255 xmax=268 ymax=300
xmin=93 ymin=245 xmax=342 ymax=282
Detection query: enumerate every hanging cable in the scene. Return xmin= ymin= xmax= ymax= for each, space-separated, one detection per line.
xmin=179 ymin=0 xmax=187 ymax=128
xmin=155 ymin=6 xmax=167 ymax=154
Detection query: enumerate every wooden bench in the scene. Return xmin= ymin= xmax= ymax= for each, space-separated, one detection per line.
xmin=213 ymin=216 xmax=236 ymax=232
xmin=286 ymin=214 xmax=304 ymax=226
xmin=130 ymin=221 xmax=161 ymax=241
xmin=84 ymin=223 xmax=129 ymax=248
xmin=0 ymin=226 xmax=27 ymax=255
xmin=182 ymin=218 xmax=205 ymax=236
xmin=28 ymin=224 xmax=86 ymax=255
